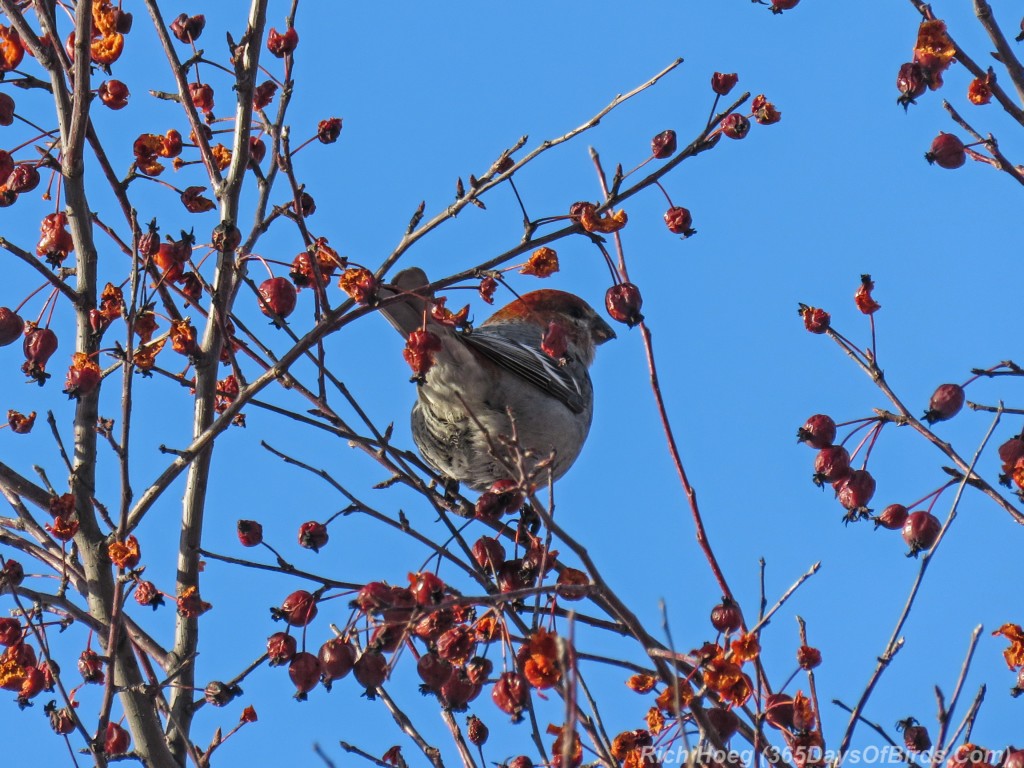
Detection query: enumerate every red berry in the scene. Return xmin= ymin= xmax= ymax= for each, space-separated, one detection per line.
xmin=764 ymin=692 xmax=794 ymax=730
xmin=16 ymin=666 xmax=42 ymax=704
xmin=796 ymin=645 xmax=822 ymax=669
xmin=104 ymin=722 xmax=131 ymax=755
xmin=0 ymin=92 xmax=14 ymax=126
xmin=318 ymin=638 xmax=356 ymax=688
xmin=923 ymin=383 xmax=965 ymax=424
xmin=898 ymin=719 xmax=932 ymax=752
xmin=277 ymin=590 xmax=318 ymax=627
xmin=98 ymin=79 xmax=130 ymax=110
xmin=23 ymin=327 xmax=58 ymax=368
xmin=0 ymin=617 xmax=21 ymax=646
xmin=835 ymin=469 xmax=876 ymax=516
xmin=236 ymin=519 xmax=263 ymax=547
xmin=711 ymin=72 xmax=738 ymax=96
xmin=902 ymin=510 xmax=941 ymax=555
xmin=496 ymin=558 xmax=536 ymax=593
xmin=249 ymin=136 xmax=267 ymax=166
xmin=188 ymin=82 xmax=214 ymax=114
xmin=606 ymin=283 xmax=644 ymax=328
xmin=466 ymin=656 xmax=493 ymax=685
xmin=720 ymin=113 xmax=750 ymax=139
xmin=999 ymin=437 xmax=1024 ymax=467
xmin=253 ymin=80 xmax=277 ymax=111
xmin=369 ymin=623 xmax=404 ymax=654
xmin=472 ymin=536 xmax=506 ymax=571
xmin=508 ymin=758 xmax=534 ymax=768
xmin=78 ymin=648 xmax=104 ymax=683
xmin=0 ymin=308 xmax=24 ymax=346
xmin=709 ymin=598 xmax=742 ymax=633
xmin=926 ymin=133 xmax=966 ymax=169
xmin=440 ymin=669 xmax=480 ymax=711
xmin=298 ymin=521 xmax=328 ymax=552
xmin=258 ymin=276 xmax=297 ymax=320
xmin=1 ymin=558 xmax=24 ymax=589
xmin=1003 ymin=751 xmax=1024 ymax=768
xmin=651 ymin=129 xmax=677 ymax=159
xmin=204 ymin=680 xmax=242 ymax=707
xmin=6 ymin=164 xmax=40 ymax=194
xmin=797 ymin=414 xmax=836 ymax=449
xmin=664 ymin=206 xmax=695 ymax=236
xmin=267 ymin=27 xmax=299 ymax=57
xmin=134 ymin=580 xmax=164 ymax=609
xmin=436 ymin=625 xmax=477 ymax=666
xmin=467 ymin=714 xmax=489 ymax=746
xmin=266 ymin=631 xmax=297 ymax=666
xmin=353 ymin=649 xmax=388 ymax=691
xmin=492 ymin=671 xmax=529 ymax=721
xmin=352 ymin=582 xmax=393 ymax=614
xmin=46 ymin=702 xmax=76 ymax=735
xmin=474 ymin=480 xmax=524 ymax=522
xmin=288 ymin=651 xmax=321 ymax=698
xmin=317 ymin=117 xmax=343 ymax=144
xmin=409 ymin=571 xmax=445 ymax=606
xmin=874 ymin=503 xmax=909 ymax=530
xmin=770 ymin=0 xmax=799 ymax=11
xmin=65 ymin=356 xmax=102 ymax=399
xmin=417 ymin=651 xmax=454 ymax=691
xmin=896 ymin=62 xmax=927 ymax=109
xmin=706 ymin=707 xmax=739 ymax=740
xmin=170 ymin=13 xmax=206 ymax=43
xmin=798 ymin=304 xmax=830 ymax=334
xmin=113 ymin=9 xmax=133 ymax=33
xmin=813 ymin=445 xmax=850 ymax=486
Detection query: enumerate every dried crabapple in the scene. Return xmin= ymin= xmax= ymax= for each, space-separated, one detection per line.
xmin=605 ymin=283 xmax=644 ymax=327
xmin=797 ymin=414 xmax=836 ymax=449
xmin=902 ymin=510 xmax=941 ymax=555
xmin=925 ymin=133 xmax=966 ymax=169
xmin=923 ymin=383 xmax=965 ymax=424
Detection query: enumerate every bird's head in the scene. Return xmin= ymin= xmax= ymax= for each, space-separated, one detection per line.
xmin=483 ymin=289 xmax=615 ymax=366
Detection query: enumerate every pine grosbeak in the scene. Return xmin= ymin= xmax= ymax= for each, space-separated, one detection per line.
xmin=380 ymin=267 xmax=615 ymax=491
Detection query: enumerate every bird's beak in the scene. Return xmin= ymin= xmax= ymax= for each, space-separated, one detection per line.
xmin=591 ymin=317 xmax=616 ymax=345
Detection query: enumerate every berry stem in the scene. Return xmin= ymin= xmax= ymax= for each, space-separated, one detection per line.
xmin=14 ymin=280 xmax=55 ymax=314
xmin=705 ymin=93 xmax=722 ymax=130
xmin=905 ymin=481 xmax=957 ymax=513
xmin=654 ymin=181 xmax=675 ymax=207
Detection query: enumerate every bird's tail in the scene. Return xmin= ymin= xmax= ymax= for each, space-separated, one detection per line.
xmin=377 ymin=267 xmax=432 ymax=338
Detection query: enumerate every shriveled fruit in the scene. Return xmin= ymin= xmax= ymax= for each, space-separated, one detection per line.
xmin=925 ymin=133 xmax=966 ymax=169
xmin=923 ymin=383 xmax=965 ymax=424
xmin=874 ymin=503 xmax=908 ymax=530
xmin=288 ymin=651 xmax=321 ymax=698
xmin=902 ymin=510 xmax=941 ymax=556
xmin=605 ymin=283 xmax=644 ymax=328
xmin=710 ymin=599 xmax=742 ymax=633
xmin=318 ymin=638 xmax=356 ymax=688
xmin=797 ymin=414 xmax=836 ymax=449
xmin=0 ymin=308 xmax=24 ymax=346
xmin=813 ymin=445 xmax=850 ymax=485
xmin=258 ymin=276 xmax=297 ymax=319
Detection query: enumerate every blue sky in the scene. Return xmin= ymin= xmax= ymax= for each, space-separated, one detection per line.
xmin=1 ymin=1 xmax=1023 ymax=765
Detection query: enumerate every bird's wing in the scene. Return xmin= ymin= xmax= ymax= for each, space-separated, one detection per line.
xmin=460 ymin=330 xmax=587 ymax=414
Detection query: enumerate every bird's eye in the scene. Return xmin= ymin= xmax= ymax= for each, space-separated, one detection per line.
xmin=567 ymin=305 xmax=584 ymax=320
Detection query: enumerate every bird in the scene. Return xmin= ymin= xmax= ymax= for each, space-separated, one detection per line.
xmin=378 ymin=267 xmax=615 ymax=491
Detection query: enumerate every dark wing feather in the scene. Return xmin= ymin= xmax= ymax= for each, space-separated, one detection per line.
xmin=460 ymin=330 xmax=587 ymax=414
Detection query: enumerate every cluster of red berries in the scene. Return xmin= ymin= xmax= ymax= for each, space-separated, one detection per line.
xmin=798 ymin=413 xmax=945 ymax=555
xmin=233 ymin=474 xmax=592 ymax=734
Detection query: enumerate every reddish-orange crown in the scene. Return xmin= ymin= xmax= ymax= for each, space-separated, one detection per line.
xmin=483 ymin=290 xmax=595 ymax=327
